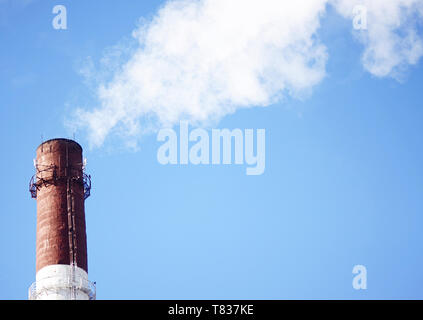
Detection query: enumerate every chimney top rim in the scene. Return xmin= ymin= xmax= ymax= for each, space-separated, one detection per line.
xmin=36 ymin=138 xmax=83 ymax=152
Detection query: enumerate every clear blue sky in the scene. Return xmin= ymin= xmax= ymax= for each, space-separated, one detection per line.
xmin=1 ymin=0 xmax=423 ymax=299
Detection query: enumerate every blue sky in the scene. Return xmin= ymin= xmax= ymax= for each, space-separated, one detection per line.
xmin=1 ymin=0 xmax=423 ymax=299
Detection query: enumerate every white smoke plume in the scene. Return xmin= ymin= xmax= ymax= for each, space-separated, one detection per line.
xmin=334 ymin=0 xmax=423 ymax=78
xmin=73 ymin=0 xmax=423 ymax=148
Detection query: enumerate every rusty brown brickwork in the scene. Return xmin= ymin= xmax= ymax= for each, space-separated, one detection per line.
xmin=35 ymin=139 xmax=88 ymax=273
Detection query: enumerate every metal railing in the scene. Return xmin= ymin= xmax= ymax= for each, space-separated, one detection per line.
xmin=29 ymin=172 xmax=91 ymax=200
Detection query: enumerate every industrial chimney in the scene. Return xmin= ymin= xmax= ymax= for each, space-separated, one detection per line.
xmin=28 ymin=138 xmax=95 ymax=300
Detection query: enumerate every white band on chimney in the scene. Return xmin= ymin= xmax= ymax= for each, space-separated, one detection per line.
xmin=28 ymin=264 xmax=96 ymax=300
